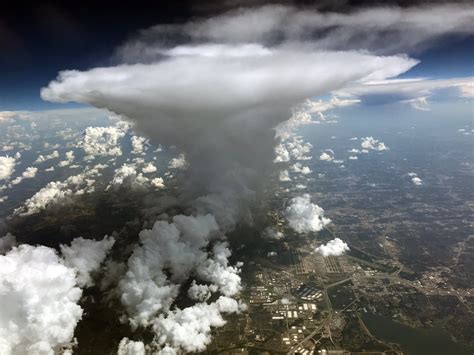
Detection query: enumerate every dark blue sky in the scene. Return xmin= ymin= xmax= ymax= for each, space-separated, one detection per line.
xmin=1 ymin=1 xmax=473 ymax=111
xmin=0 ymin=1 xmax=199 ymax=111
xmin=400 ymin=35 xmax=474 ymax=79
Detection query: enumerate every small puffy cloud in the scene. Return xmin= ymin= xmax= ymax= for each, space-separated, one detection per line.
xmin=279 ymin=169 xmax=291 ymax=182
xmin=22 ymin=166 xmax=38 ymax=178
xmin=285 ymin=137 xmax=312 ymax=161
xmin=277 ymin=97 xmax=359 ymax=138
xmin=0 ymin=245 xmax=83 ymax=354
xmin=131 ymin=135 xmax=148 ymax=155
xmin=58 ymin=151 xmax=75 ymax=167
xmin=142 ymin=162 xmax=157 ymax=173
xmin=16 ymin=181 xmax=71 ymax=215
xmin=10 ymin=166 xmax=38 ymax=186
xmin=117 ymin=338 xmax=146 ymax=355
xmin=133 ymin=157 xmax=145 ymax=165
xmin=60 ymin=236 xmax=115 ymax=288
xmin=80 ymin=123 xmax=127 ymax=159
xmin=0 ymin=156 xmax=16 ymax=180
xmin=261 ymin=226 xmax=284 ymax=240
xmin=168 ymin=154 xmax=188 ymax=170
xmin=15 ymin=169 xmax=98 ymax=215
xmin=407 ymin=172 xmax=423 ymax=185
xmin=275 ymin=136 xmax=313 ymax=163
xmin=291 ymin=162 xmax=312 ymax=175
xmin=361 ymin=136 xmax=388 ymax=151
xmin=285 ymin=194 xmax=331 ymax=233
xmin=151 ymin=177 xmax=165 ymax=189
xmin=152 ymin=296 xmax=245 ymax=353
xmin=315 ymin=238 xmax=349 ymax=257
xmin=274 ymin=144 xmax=290 ymax=163
xmin=412 ymin=177 xmax=423 ymax=185
xmin=34 ymin=150 xmax=59 ymax=164
xmin=348 ymin=156 xmax=358 ymax=160
xmin=319 ymin=152 xmax=333 ymax=161
xmin=107 ymin=163 xmax=150 ymax=190
xmin=408 ymin=172 xmax=423 ymax=186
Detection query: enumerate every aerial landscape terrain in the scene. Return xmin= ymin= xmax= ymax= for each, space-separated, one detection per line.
xmin=0 ymin=1 xmax=473 ymax=354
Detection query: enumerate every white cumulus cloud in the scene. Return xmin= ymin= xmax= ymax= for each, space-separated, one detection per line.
xmin=80 ymin=123 xmax=128 ymax=159
xmin=361 ymin=136 xmax=388 ymax=151
xmin=0 ymin=156 xmax=16 ymax=181
xmin=152 ymin=296 xmax=245 ymax=353
xmin=315 ymin=238 xmax=349 ymax=257
xmin=34 ymin=150 xmax=59 ymax=164
xmin=60 ymin=236 xmax=115 ymax=288
xmin=117 ymin=338 xmax=146 ymax=355
xmin=0 ymin=245 xmax=83 ymax=355
xmin=285 ymin=194 xmax=331 ymax=233
xmin=131 ymin=135 xmax=148 ymax=155
xmin=142 ymin=162 xmax=157 ymax=173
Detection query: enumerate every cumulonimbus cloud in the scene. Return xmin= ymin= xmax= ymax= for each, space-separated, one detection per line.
xmin=38 ymin=4 xmax=474 ymax=353
xmin=41 ymin=47 xmax=416 ymax=228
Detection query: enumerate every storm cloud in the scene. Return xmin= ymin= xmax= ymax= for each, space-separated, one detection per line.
xmin=38 ymin=3 xmax=474 ymax=352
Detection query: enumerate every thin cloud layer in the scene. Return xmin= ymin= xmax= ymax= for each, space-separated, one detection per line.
xmin=116 ymin=4 xmax=474 ymax=59
xmin=336 ymin=76 xmax=474 ymax=109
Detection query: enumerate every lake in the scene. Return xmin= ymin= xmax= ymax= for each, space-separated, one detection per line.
xmin=362 ymin=313 xmax=474 ymax=355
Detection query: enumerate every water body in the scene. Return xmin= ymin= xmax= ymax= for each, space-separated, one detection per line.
xmin=362 ymin=313 xmax=474 ymax=355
